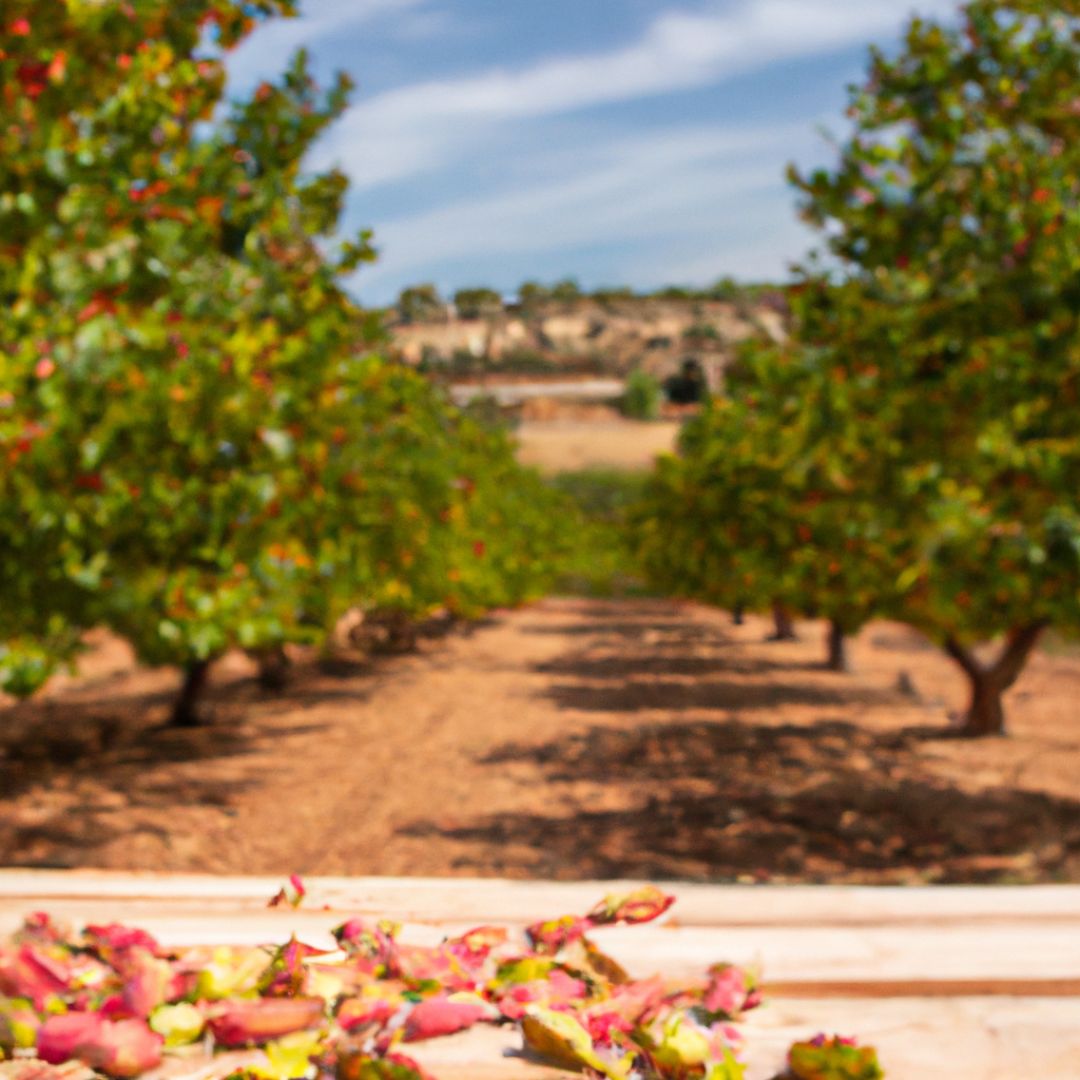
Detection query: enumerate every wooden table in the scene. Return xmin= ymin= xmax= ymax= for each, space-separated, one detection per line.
xmin=2 ymin=873 xmax=1078 ymax=1079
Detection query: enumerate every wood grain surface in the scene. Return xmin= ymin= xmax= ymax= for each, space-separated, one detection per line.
xmin=2 ymin=873 xmax=1078 ymax=1079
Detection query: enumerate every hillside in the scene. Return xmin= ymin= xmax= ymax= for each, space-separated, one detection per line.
xmin=387 ymin=293 xmax=789 ymax=390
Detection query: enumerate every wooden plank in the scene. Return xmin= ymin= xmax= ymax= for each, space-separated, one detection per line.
xmin=588 ymin=920 xmax=1080 ymax=983
xmin=740 ymin=996 xmax=1080 ymax=1080
xmin=129 ymin=998 xmax=1080 ymax=1080
xmin=4 ymin=875 xmax=1080 ymax=1079
xmin=2 ymin=872 xmax=1079 ymax=927
xmin=764 ymin=978 xmax=1080 ymax=998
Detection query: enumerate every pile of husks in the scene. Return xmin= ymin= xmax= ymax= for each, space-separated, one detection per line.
xmin=0 ymin=882 xmax=881 ymax=1080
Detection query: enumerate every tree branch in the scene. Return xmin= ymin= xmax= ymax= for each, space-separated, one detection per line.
xmin=944 ymin=636 xmax=981 ymax=680
xmin=991 ymin=621 xmax=1050 ymax=691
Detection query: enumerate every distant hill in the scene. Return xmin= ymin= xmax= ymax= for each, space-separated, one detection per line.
xmin=384 ymin=286 xmax=789 ymax=391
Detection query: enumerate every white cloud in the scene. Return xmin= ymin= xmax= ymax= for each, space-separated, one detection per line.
xmin=353 ymin=120 xmax=824 ymax=301
xmin=318 ymin=0 xmax=956 ymax=189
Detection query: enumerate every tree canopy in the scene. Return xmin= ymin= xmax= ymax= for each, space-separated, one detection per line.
xmin=0 ymin=0 xmax=568 ymax=721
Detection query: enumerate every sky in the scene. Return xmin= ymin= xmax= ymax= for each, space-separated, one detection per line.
xmin=226 ymin=0 xmax=958 ymax=307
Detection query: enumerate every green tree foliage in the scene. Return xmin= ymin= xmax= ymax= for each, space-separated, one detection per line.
xmin=0 ymin=1 xmax=566 ymax=722
xmin=396 ymin=283 xmax=444 ymax=324
xmin=640 ymin=0 xmax=1080 ymax=733
xmin=637 ymin=334 xmax=901 ymax=670
xmin=452 ymin=287 xmax=503 ymax=320
xmin=516 ymin=280 xmax=550 ymax=314
xmin=788 ymin=0 xmax=1080 ymax=733
xmin=550 ymin=278 xmax=582 ymax=303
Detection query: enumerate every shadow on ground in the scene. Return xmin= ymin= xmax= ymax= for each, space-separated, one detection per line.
xmin=406 ymin=610 xmax=1080 ymax=884
xmin=407 ymin=717 xmax=1080 ymax=883
xmin=0 ymin=662 xmax=344 ymax=868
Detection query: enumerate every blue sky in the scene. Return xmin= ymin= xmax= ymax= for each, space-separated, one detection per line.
xmin=226 ymin=0 xmax=956 ymax=307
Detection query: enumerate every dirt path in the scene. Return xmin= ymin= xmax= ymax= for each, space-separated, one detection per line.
xmin=3 ymin=598 xmax=1080 ymax=882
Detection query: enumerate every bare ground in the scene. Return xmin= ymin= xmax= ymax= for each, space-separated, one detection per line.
xmin=516 ymin=420 xmax=681 ymax=473
xmin=2 ymin=597 xmax=1079 ymax=883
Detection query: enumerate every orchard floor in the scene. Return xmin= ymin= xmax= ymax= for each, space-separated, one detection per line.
xmin=3 ymin=597 xmax=1080 ymax=883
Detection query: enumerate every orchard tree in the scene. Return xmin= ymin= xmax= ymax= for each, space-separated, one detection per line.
xmin=636 ymin=331 xmax=902 ymax=671
xmin=0 ymin=0 xmax=379 ymax=721
xmin=635 ymin=388 xmax=808 ymax=640
xmin=790 ymin=0 xmax=1080 ymax=733
xmin=0 ymin=1 xmax=568 ymax=724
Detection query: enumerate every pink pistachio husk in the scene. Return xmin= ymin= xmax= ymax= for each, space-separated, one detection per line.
xmin=581 ymin=1007 xmax=635 ymax=1046
xmin=336 ymin=985 xmax=408 ymax=1033
xmin=82 ymin=926 xmax=163 ymax=963
xmin=117 ymin=949 xmax=175 ymax=1018
xmin=494 ymin=967 xmax=590 ymax=1020
xmin=0 ymin=998 xmax=42 ymax=1051
xmin=337 ymin=1048 xmax=436 ymax=1080
xmin=524 ymin=915 xmax=591 ymax=955
xmin=13 ymin=914 xmax=70 ymax=948
xmin=0 ymin=946 xmax=74 ymax=1008
xmin=207 ymin=996 xmax=326 ymax=1047
xmin=268 ymin=875 xmax=307 ymax=910
xmin=401 ymin=996 xmax=490 ymax=1043
xmin=809 ymin=1034 xmax=857 ymax=1049
xmin=387 ymin=944 xmax=476 ymax=992
xmin=333 ymin=920 xmax=398 ymax=968
xmin=262 ymin=937 xmax=332 ymax=998
xmin=702 ymin=964 xmax=760 ymax=1020
xmin=37 ymin=1013 xmax=163 ymax=1078
xmin=443 ymin=926 xmax=507 ymax=964
xmin=591 ymin=975 xmax=669 ymax=1030
xmin=789 ymin=1035 xmax=882 ymax=1080
xmin=586 ymin=886 xmax=676 ymax=928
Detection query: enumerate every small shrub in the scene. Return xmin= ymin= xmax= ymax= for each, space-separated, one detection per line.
xmin=621 ymin=369 xmax=662 ymax=420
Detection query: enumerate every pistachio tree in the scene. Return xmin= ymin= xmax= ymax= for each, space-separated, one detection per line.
xmin=790 ymin=0 xmax=1080 ymax=733
xmin=636 ymin=327 xmax=901 ymax=672
xmin=0 ymin=1 xmax=566 ymax=723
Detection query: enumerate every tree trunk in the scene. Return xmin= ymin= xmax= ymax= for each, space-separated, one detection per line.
xmin=768 ymin=602 xmax=797 ymax=642
xmin=944 ymin=623 xmax=1047 ymax=737
xmin=256 ymin=645 xmax=290 ymax=691
xmin=826 ymin=620 xmax=849 ymax=672
xmin=962 ymin=668 xmax=1007 ymax=737
xmin=732 ymin=604 xmax=744 ymax=627
xmin=171 ymin=659 xmax=212 ymax=728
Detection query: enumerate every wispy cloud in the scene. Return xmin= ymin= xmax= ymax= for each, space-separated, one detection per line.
xmin=318 ymin=0 xmax=955 ymax=189
xmin=353 ymin=120 xmax=823 ymax=301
